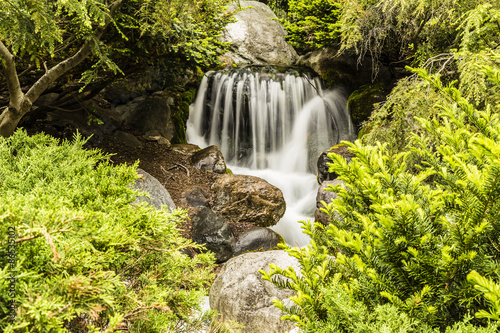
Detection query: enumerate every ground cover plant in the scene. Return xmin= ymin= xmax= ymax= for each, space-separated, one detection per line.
xmin=0 ymin=131 xmax=220 ymax=332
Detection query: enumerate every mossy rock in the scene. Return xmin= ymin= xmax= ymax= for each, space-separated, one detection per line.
xmin=347 ymin=83 xmax=386 ymax=130
xmin=171 ymin=88 xmax=197 ymax=144
xmin=317 ymin=143 xmax=356 ymax=184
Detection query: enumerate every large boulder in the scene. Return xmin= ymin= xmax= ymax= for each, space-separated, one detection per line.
xmin=115 ymin=95 xmax=176 ymax=140
xmin=317 ymin=144 xmax=355 ymax=184
xmin=315 ymin=179 xmax=344 ymax=226
xmin=222 ymin=1 xmax=298 ymax=66
xmin=210 ymin=250 xmax=300 ymax=333
xmin=192 ymin=207 xmax=235 ymax=263
xmin=190 ymin=145 xmax=226 ymax=174
xmin=234 ymin=227 xmax=282 ymax=256
xmin=133 ymin=168 xmax=176 ymax=212
xmin=211 ymin=174 xmax=286 ymax=227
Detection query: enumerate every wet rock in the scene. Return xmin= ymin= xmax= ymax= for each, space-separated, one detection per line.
xmin=211 ymin=174 xmax=286 ymax=227
xmin=210 ymin=250 xmax=300 ymax=333
xmin=192 ymin=207 xmax=235 ymax=263
xmin=114 ymin=131 xmax=142 ymax=148
xmin=181 ymin=187 xmax=209 ymax=208
xmin=190 ymin=145 xmax=226 ymax=174
xmin=296 ymin=47 xmax=395 ymax=91
xmin=234 ymin=227 xmax=282 ymax=256
xmin=315 ymin=179 xmax=344 ymax=226
xmin=348 ymin=83 xmax=386 ymax=130
xmin=317 ymin=144 xmax=355 ymax=184
xmin=133 ymin=168 xmax=176 ymax=212
xmin=222 ymin=1 xmax=298 ymax=66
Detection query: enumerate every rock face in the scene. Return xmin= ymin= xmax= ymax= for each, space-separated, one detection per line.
xmin=115 ymin=95 xmax=176 ymax=140
xmin=317 ymin=145 xmax=355 ymax=184
xmin=234 ymin=227 xmax=282 ymax=256
xmin=315 ymin=179 xmax=344 ymax=226
xmin=210 ymin=250 xmax=299 ymax=333
xmin=190 ymin=145 xmax=226 ymax=174
xmin=222 ymin=1 xmax=298 ymax=66
xmin=211 ymin=174 xmax=286 ymax=227
xmin=133 ymin=168 xmax=176 ymax=212
xmin=192 ymin=207 xmax=235 ymax=263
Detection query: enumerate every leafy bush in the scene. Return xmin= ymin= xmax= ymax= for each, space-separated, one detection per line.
xmin=262 ymin=67 xmax=500 ymax=331
xmin=0 ymin=131 xmax=219 ymax=332
xmin=279 ymin=0 xmax=342 ymax=53
xmin=360 ymin=2 xmax=500 ymax=153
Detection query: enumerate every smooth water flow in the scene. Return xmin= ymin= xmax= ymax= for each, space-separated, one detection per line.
xmin=187 ymin=66 xmax=356 ymax=246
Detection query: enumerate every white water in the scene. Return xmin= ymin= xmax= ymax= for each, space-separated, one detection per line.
xmin=187 ymin=67 xmax=356 ymax=247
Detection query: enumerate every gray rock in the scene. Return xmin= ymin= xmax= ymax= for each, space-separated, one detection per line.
xmin=192 ymin=207 xmax=235 ymax=263
xmin=190 ymin=145 xmax=226 ymax=174
xmin=114 ymin=131 xmax=142 ymax=148
xmin=133 ymin=168 xmax=176 ymax=212
xmin=222 ymin=1 xmax=298 ymax=66
xmin=315 ymin=179 xmax=344 ymax=226
xmin=297 ymin=47 xmax=394 ymax=90
xmin=234 ymin=227 xmax=282 ymax=256
xmin=181 ymin=187 xmax=209 ymax=208
xmin=211 ymin=174 xmax=286 ymax=227
xmin=210 ymin=250 xmax=299 ymax=333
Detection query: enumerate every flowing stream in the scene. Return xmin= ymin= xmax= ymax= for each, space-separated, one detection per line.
xmin=187 ymin=66 xmax=357 ymax=247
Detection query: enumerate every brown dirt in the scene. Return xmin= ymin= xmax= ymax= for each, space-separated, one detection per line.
xmin=96 ymin=135 xmax=255 ymax=241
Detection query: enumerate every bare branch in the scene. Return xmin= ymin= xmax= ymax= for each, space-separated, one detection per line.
xmin=0 ymin=40 xmax=24 ymax=111
xmin=25 ymin=0 xmax=124 ymax=104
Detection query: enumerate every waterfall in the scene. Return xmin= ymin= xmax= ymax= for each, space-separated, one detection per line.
xmin=187 ymin=66 xmax=357 ymax=246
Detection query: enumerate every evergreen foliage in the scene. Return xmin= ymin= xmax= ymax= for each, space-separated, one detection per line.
xmin=279 ymin=0 xmax=342 ymax=53
xmin=0 ymin=131 xmax=225 ymax=332
xmin=361 ymin=1 xmax=500 ymax=156
xmin=262 ymin=66 xmax=500 ymax=330
xmin=0 ymin=0 xmax=236 ymax=137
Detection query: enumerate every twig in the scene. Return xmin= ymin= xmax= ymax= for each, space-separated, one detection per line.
xmin=160 ymin=166 xmax=176 ymax=180
xmin=36 ymin=104 xmax=83 ymax=112
xmin=488 ymin=235 xmax=500 ymax=253
xmin=174 ymin=163 xmax=190 ymax=177
xmin=44 ymin=231 xmax=60 ymax=263
xmin=143 ymin=245 xmax=187 ymax=253
xmin=123 ymin=305 xmax=171 ymax=319
xmin=15 ymin=228 xmax=71 ymax=243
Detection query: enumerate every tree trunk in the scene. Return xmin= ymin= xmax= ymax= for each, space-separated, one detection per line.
xmin=0 ymin=0 xmax=123 ymax=138
xmin=0 ymin=101 xmax=30 ymax=137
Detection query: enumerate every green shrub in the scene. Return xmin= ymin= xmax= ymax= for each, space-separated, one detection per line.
xmin=280 ymin=0 xmax=342 ymax=53
xmin=0 ymin=131 xmax=218 ymax=332
xmin=262 ymin=67 xmax=500 ymax=331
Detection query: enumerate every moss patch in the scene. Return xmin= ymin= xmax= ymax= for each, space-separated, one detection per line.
xmin=347 ymin=82 xmax=385 ymax=130
xmin=171 ymin=88 xmax=197 ymax=144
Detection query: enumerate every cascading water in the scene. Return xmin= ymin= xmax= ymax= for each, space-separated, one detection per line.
xmin=187 ymin=66 xmax=357 ymax=247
